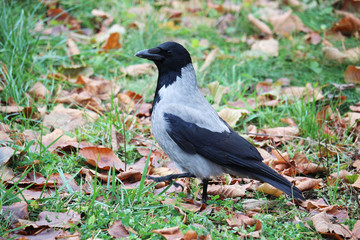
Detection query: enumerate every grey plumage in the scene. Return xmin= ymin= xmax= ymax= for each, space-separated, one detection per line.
xmin=136 ymin=42 xmax=305 ymax=203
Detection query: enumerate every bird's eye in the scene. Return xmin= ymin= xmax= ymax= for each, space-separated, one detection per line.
xmin=166 ymin=50 xmax=172 ymax=56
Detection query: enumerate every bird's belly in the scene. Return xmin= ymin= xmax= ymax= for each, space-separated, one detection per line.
xmin=151 ymin=115 xmax=224 ymax=179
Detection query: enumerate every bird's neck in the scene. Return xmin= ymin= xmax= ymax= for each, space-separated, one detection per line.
xmin=153 ymin=64 xmax=197 ymax=109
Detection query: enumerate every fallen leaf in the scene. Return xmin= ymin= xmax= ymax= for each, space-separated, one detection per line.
xmin=242 ymin=199 xmax=277 ymax=211
xmin=91 ymin=9 xmax=111 ymax=18
xmin=351 ymin=174 xmax=360 ymax=189
xmin=199 ymin=48 xmax=219 ymax=72
xmin=207 ymin=184 xmax=247 ymax=198
xmin=225 ymin=212 xmax=258 ymax=228
xmin=344 ymin=65 xmax=360 ymax=84
xmin=66 ymin=38 xmax=80 ymax=56
xmin=345 ymin=112 xmax=360 ymax=127
xmin=35 ymin=210 xmax=81 ymax=228
xmin=332 ymin=14 xmax=360 ymax=36
xmin=1 ymin=202 xmax=29 ymax=222
xmin=152 ymin=226 xmax=184 ymax=240
xmin=0 ymin=146 xmax=15 ymax=164
xmin=79 ymin=146 xmax=125 ymax=171
xmin=28 ymin=81 xmax=50 ymax=100
xmin=294 ymin=176 xmax=323 ymax=191
xmin=311 ymin=211 xmax=352 ymax=239
xmin=322 ymin=46 xmax=347 ymax=63
xmin=218 ymin=107 xmax=249 ymax=127
xmin=257 ymin=183 xmax=284 ymax=197
xmin=43 ymin=104 xmax=99 ymax=132
xmin=207 ymin=81 xmax=226 ymax=106
xmin=305 ymin=32 xmax=322 ymax=45
xmin=0 ymin=164 xmax=15 ymax=182
xmin=269 ymin=10 xmax=305 ymax=35
xmin=248 ymin=14 xmax=272 ymax=35
xmin=101 ymin=32 xmax=121 ymax=51
xmin=251 ymin=38 xmax=279 ymax=57
xmin=121 ymin=63 xmax=156 ymax=77
xmin=184 ymin=230 xmax=197 ymax=240
xmin=259 ymin=126 xmax=299 ymax=142
xmin=353 ymin=220 xmax=360 ymax=239
xmin=108 ymin=220 xmax=130 ymax=239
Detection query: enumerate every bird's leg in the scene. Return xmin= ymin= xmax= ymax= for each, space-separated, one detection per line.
xmin=147 ymin=173 xmax=195 ymax=190
xmin=201 ymin=179 xmax=209 ymax=204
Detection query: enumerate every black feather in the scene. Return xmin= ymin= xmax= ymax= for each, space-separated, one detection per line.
xmin=164 ymin=113 xmax=305 ymax=201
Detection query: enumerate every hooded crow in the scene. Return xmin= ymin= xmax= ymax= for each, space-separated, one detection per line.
xmin=135 ymin=41 xmax=305 ymax=203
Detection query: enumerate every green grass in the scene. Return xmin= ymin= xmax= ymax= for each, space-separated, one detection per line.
xmin=1 ymin=0 xmax=359 ymax=239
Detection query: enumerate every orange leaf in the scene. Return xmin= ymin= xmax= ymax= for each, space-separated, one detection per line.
xmin=101 ymin=32 xmax=121 ymax=51
xmin=344 ymin=65 xmax=360 ymax=84
xmin=79 ymin=146 xmax=125 ymax=171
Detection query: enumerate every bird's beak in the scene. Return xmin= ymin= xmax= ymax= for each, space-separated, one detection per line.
xmin=135 ymin=48 xmax=164 ymax=61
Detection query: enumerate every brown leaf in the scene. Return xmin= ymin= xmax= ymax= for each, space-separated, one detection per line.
xmin=43 ymin=104 xmax=99 ymax=132
xmin=28 ymin=81 xmax=50 ymax=100
xmin=332 ymin=14 xmax=360 ymax=36
xmin=218 ymin=108 xmax=249 ymax=127
xmin=251 ymin=38 xmax=279 ymax=57
xmin=259 ymin=126 xmax=299 ymax=142
xmin=0 ymin=164 xmax=15 ymax=182
xmin=161 ymin=198 xmax=207 ymax=213
xmin=351 ymin=174 xmax=360 ymax=189
xmin=207 ymin=184 xmax=247 ymax=198
xmin=344 ymin=47 xmax=360 ymax=62
xmin=33 ymin=128 xmax=82 ymax=153
xmin=345 ymin=112 xmax=360 ymax=127
xmin=184 ymin=230 xmax=197 ymax=240
xmin=108 ymin=220 xmax=130 ymax=239
xmin=121 ymin=63 xmax=156 ymax=77
xmin=1 ymin=202 xmax=29 ymax=222
xmin=225 ymin=213 xmax=258 ymax=228
xmin=35 ymin=210 xmax=81 ymax=228
xmin=56 ymin=91 xmax=104 ymax=111
xmin=48 ymin=173 xmax=80 ymax=191
xmin=311 ymin=212 xmax=352 ymax=239
xmin=248 ymin=14 xmax=272 ymax=35
xmin=294 ymin=176 xmax=322 ymax=191
xmin=305 ymin=32 xmax=322 ymax=45
xmin=322 ymin=46 xmax=347 ymax=63
xmin=0 ymin=146 xmax=15 ymax=164
xmin=9 ymin=228 xmax=77 ymax=240
xmin=199 ymin=48 xmax=219 ymax=72
xmin=151 ymin=226 xmax=184 ymax=240
xmin=269 ymin=10 xmax=305 ymax=35
xmin=353 ymin=220 xmax=360 ymax=239
xmin=79 ymin=146 xmax=125 ymax=171
xmin=101 ymin=32 xmax=121 ymax=51
xmin=282 ymin=83 xmax=323 ymax=102
xmin=242 ymin=199 xmax=277 ymax=211
xmin=66 ymin=38 xmax=80 ymax=56
xmin=344 ymin=65 xmax=360 ymax=84
xmin=91 ymin=9 xmax=111 ymax=18
xmin=350 ymin=105 xmax=360 ymax=112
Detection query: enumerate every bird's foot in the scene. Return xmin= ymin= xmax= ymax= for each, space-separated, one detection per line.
xmin=147 ymin=173 xmax=195 ymax=191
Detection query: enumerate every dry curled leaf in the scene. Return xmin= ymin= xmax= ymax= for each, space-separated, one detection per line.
xmin=35 ymin=210 xmax=81 ymax=228
xmin=322 ymin=46 xmax=347 ymax=63
xmin=251 ymin=38 xmax=279 ymax=57
xmin=248 ymin=14 xmax=272 ymax=35
xmin=79 ymin=146 xmax=125 ymax=171
xmin=207 ymin=184 xmax=247 ymax=198
xmin=311 ymin=212 xmax=352 ymax=239
xmin=151 ymin=226 xmax=184 ymax=240
xmin=108 ymin=220 xmax=130 ymax=239
xmin=218 ymin=107 xmax=249 ymax=127
xmin=344 ymin=65 xmax=360 ymax=84
xmin=101 ymin=32 xmax=121 ymax=51
xmin=121 ymin=63 xmax=156 ymax=77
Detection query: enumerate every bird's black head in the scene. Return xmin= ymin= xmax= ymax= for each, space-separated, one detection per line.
xmin=135 ymin=42 xmax=192 ymax=73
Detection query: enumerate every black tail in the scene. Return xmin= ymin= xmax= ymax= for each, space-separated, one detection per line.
xmin=251 ymin=162 xmax=305 ymax=201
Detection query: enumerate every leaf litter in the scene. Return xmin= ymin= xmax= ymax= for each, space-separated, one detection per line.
xmin=1 ymin=0 xmax=360 ymax=239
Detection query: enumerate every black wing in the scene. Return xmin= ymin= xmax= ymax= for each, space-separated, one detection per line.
xmin=164 ymin=113 xmax=305 ymax=201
